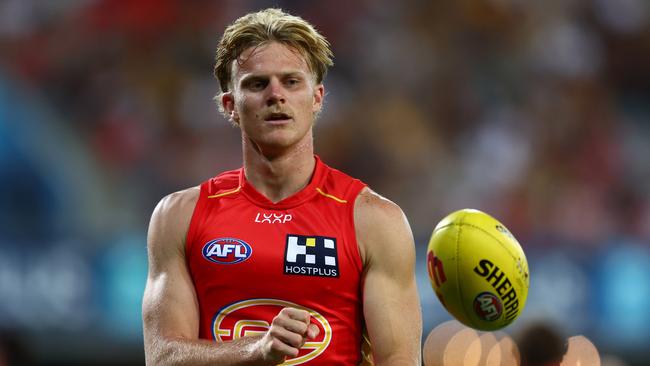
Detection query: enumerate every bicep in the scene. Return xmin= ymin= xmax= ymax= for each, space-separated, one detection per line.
xmin=363 ymin=238 xmax=421 ymax=365
xmin=142 ymin=192 xmax=200 ymax=348
xmin=143 ymin=256 xmax=199 ymax=341
xmin=357 ymin=193 xmax=422 ymax=365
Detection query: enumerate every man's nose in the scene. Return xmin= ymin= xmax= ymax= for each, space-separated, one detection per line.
xmin=266 ymin=79 xmax=285 ymax=106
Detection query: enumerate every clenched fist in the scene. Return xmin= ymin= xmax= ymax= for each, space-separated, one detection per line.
xmin=257 ymin=307 xmax=320 ymax=364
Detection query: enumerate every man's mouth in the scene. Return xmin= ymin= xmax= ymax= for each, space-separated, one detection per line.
xmin=265 ymin=112 xmax=292 ymax=122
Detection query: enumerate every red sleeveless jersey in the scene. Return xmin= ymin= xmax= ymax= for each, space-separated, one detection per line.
xmin=186 ymin=156 xmax=367 ymax=365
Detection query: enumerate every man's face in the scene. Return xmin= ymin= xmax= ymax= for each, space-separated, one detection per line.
xmin=222 ymin=42 xmax=324 ymax=154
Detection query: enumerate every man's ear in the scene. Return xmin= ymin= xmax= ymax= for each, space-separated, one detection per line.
xmin=221 ymin=92 xmax=239 ymax=124
xmin=312 ymin=84 xmax=325 ymax=114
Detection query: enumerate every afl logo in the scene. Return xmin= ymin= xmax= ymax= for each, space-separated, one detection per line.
xmin=213 ymin=299 xmax=331 ymax=365
xmin=473 ymin=292 xmax=503 ymax=321
xmin=202 ymin=238 xmax=252 ymax=264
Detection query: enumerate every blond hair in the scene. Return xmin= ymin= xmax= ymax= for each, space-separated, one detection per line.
xmin=214 ymin=8 xmax=333 ymax=94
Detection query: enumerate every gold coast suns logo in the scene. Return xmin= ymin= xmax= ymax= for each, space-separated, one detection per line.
xmin=212 ymin=299 xmax=332 ymax=365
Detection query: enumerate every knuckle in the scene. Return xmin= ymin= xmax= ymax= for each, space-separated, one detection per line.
xmin=270 ymin=338 xmax=283 ymax=350
xmin=293 ymin=322 xmax=308 ymax=334
xmin=287 ymin=333 xmax=302 ymax=347
xmin=269 ymin=326 xmax=282 ymax=338
xmin=272 ymin=314 xmax=286 ymax=326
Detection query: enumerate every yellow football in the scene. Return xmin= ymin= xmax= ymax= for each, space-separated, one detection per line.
xmin=427 ymin=209 xmax=530 ymax=331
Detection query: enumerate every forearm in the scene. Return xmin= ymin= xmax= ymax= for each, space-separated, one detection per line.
xmin=145 ymin=335 xmax=270 ymax=366
xmin=363 ymin=301 xmax=421 ymax=365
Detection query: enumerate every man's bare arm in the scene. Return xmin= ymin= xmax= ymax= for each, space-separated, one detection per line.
xmin=142 ymin=188 xmax=316 ymax=366
xmin=355 ymin=188 xmax=422 ymax=365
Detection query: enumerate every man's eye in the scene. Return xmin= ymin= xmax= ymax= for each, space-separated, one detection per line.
xmin=286 ymin=79 xmax=300 ymax=86
xmin=250 ymin=81 xmax=265 ymax=90
xmin=244 ymin=79 xmax=267 ymax=90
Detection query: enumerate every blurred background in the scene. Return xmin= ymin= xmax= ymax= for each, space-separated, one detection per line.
xmin=0 ymin=0 xmax=649 ymax=365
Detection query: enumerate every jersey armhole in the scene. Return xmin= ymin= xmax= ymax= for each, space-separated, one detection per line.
xmin=348 ymin=180 xmax=368 ymax=275
xmin=185 ymin=183 xmax=207 ymax=265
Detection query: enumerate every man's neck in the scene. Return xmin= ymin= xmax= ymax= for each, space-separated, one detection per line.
xmin=242 ymin=138 xmax=316 ymax=204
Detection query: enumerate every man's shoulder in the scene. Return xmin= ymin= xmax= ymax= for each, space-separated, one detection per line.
xmin=354 ymin=188 xmax=405 ymax=224
xmin=353 ymin=188 xmax=414 ymax=265
xmin=163 ymin=186 xmax=201 ymax=208
xmin=147 ymin=186 xmax=201 ymax=256
xmin=153 ymin=186 xmax=201 ymax=223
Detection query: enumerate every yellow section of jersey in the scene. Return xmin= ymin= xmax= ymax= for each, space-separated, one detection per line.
xmin=316 ymin=187 xmax=347 ymax=203
xmin=208 ymin=186 xmax=241 ymax=199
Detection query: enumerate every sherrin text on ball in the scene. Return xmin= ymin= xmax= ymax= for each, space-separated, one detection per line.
xmin=427 ymin=209 xmax=529 ymax=331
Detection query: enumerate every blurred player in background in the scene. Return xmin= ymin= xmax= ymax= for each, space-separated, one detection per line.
xmin=0 ymin=331 xmax=32 ymax=366
xmin=515 ymin=322 xmax=565 ymax=366
xmin=141 ymin=8 xmax=421 ymax=365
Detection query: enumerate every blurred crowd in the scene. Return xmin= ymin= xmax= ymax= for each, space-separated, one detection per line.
xmin=1 ymin=0 xmax=649 ymax=364
xmin=1 ymin=0 xmax=649 ymax=246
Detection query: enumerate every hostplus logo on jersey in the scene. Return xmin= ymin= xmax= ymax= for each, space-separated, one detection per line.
xmin=284 ymin=235 xmax=339 ymax=278
xmin=202 ymin=238 xmax=252 ymax=264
